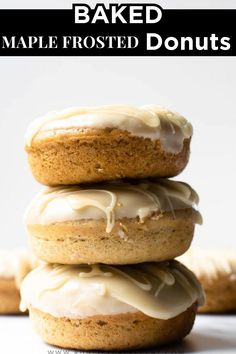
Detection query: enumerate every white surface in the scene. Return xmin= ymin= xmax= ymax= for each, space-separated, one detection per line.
xmin=0 ymin=314 xmax=236 ymax=354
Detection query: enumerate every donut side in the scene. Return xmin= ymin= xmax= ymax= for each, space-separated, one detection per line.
xmin=27 ymin=209 xmax=197 ymax=264
xmin=25 ymin=128 xmax=191 ymax=185
xmin=178 ymin=249 xmax=236 ymax=313
xmin=0 ymin=278 xmax=21 ymax=314
xmin=29 ymin=304 xmax=197 ymax=350
xmin=198 ymin=275 xmax=236 ymax=313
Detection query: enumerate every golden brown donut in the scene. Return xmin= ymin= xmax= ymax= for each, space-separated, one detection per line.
xmin=20 ymin=261 xmax=204 ymax=350
xmin=0 ymin=278 xmax=21 ymax=314
xmin=0 ymin=248 xmax=37 ymax=315
xmin=25 ymin=105 xmax=193 ymax=185
xmin=25 ymin=179 xmax=202 ymax=265
xmin=29 ymin=305 xmax=197 ymax=351
xmin=178 ymin=248 xmax=236 ymax=313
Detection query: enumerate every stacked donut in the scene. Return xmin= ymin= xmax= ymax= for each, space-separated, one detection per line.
xmin=21 ymin=105 xmax=204 ymax=350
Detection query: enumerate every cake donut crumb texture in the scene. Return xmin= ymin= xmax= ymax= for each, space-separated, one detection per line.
xmin=25 ymin=179 xmax=202 ymax=264
xmin=30 ymin=305 xmax=197 ymax=351
xmin=20 ymin=261 xmax=204 ymax=350
xmin=25 ymin=105 xmax=193 ymax=185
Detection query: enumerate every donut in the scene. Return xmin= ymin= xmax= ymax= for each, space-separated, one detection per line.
xmin=24 ymin=105 xmax=193 ymax=185
xmin=0 ymin=248 xmax=37 ymax=314
xmin=178 ymin=248 xmax=236 ymax=313
xmin=20 ymin=260 xmax=204 ymax=350
xmin=25 ymin=179 xmax=202 ymax=265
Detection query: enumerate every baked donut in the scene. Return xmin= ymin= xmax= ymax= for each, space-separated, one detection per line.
xmin=178 ymin=248 xmax=236 ymax=313
xmin=20 ymin=260 xmax=204 ymax=350
xmin=0 ymin=248 xmax=37 ymax=314
xmin=25 ymin=105 xmax=193 ymax=185
xmin=25 ymin=179 xmax=202 ymax=265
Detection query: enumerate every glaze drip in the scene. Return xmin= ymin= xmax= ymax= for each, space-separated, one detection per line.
xmin=20 ymin=261 xmax=204 ymax=320
xmin=25 ymin=105 xmax=193 ymax=154
xmin=25 ymin=179 xmax=202 ymax=233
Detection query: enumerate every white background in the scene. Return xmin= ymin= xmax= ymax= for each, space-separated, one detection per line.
xmin=0 ymin=0 xmax=236 ymax=250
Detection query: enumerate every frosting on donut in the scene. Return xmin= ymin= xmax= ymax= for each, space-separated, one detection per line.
xmin=20 ymin=261 xmax=204 ymax=320
xmin=25 ymin=179 xmax=202 ymax=233
xmin=178 ymin=248 xmax=236 ymax=282
xmin=25 ymin=105 xmax=192 ymax=154
xmin=0 ymin=249 xmax=37 ymax=288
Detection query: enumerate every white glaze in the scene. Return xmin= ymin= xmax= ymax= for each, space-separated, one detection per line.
xmin=25 ymin=105 xmax=193 ymax=154
xmin=20 ymin=261 xmax=204 ymax=320
xmin=25 ymin=179 xmax=202 ymax=233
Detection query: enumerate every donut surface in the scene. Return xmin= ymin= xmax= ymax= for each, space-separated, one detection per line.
xmin=29 ymin=305 xmax=197 ymax=350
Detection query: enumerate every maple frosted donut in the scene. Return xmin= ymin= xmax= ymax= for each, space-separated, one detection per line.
xmin=178 ymin=248 xmax=236 ymax=313
xmin=20 ymin=260 xmax=204 ymax=350
xmin=25 ymin=179 xmax=202 ymax=265
xmin=25 ymin=105 xmax=193 ymax=185
xmin=0 ymin=249 xmax=37 ymax=314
